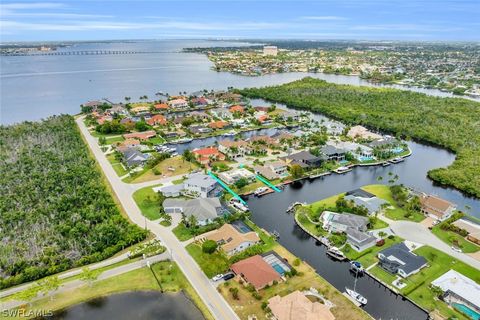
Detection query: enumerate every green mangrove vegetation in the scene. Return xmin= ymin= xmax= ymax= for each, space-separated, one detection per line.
xmin=239 ymin=77 xmax=480 ymax=198
xmin=0 ymin=116 xmax=147 ymax=289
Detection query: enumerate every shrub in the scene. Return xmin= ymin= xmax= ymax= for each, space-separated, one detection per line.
xmin=293 ymin=258 xmax=301 ymax=266
xmin=202 ymin=240 xmax=218 ymax=254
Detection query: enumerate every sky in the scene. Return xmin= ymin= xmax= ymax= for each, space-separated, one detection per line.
xmin=1 ymin=0 xmax=479 ymax=42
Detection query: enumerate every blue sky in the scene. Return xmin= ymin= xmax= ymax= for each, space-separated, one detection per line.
xmin=1 ymin=0 xmax=479 ymax=42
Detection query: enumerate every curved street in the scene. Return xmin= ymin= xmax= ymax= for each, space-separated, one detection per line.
xmin=76 ymin=117 xmax=239 ymax=320
xmin=381 ymin=216 xmax=480 ymax=270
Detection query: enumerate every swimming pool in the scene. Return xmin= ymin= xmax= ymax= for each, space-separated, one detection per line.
xmin=453 ymin=303 xmax=480 ymax=320
xmin=358 ymin=156 xmax=374 ymax=162
xmin=391 ymin=147 xmax=404 ymax=153
xmin=272 ymin=263 xmax=286 ymax=275
xmin=231 ymin=220 xmax=252 ymax=234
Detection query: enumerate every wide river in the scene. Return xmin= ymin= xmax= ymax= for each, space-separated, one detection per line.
xmin=2 ymin=40 xmax=479 ymax=319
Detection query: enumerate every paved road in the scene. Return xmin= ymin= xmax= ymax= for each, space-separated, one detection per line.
xmin=1 ymin=253 xmax=169 ymax=311
xmin=381 ymin=216 xmax=480 ymax=270
xmin=0 ymin=252 xmax=131 ymax=299
xmin=76 ymin=117 xmax=239 ymax=320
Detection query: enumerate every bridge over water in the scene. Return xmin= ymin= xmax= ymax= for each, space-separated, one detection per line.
xmin=1 ymin=50 xmax=178 ymax=56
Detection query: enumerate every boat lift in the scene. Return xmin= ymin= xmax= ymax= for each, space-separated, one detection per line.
xmin=255 ymin=175 xmax=282 ymax=193
xmin=207 ymin=171 xmax=247 ymax=205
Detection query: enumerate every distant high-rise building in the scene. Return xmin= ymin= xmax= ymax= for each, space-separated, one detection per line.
xmin=263 ymin=46 xmax=278 ymax=56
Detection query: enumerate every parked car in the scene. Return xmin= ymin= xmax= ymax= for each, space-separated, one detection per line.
xmin=222 ymin=273 xmax=234 ymax=281
xmin=212 ymin=274 xmax=224 ymax=281
xmin=451 ymin=246 xmax=462 ymax=253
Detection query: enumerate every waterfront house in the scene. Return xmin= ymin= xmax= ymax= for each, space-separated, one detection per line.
xmin=431 ymin=269 xmax=480 ymax=314
xmin=344 ymin=189 xmax=388 ymax=215
xmin=254 ymin=161 xmax=288 ymax=180
xmin=121 ymin=148 xmax=150 ymax=168
xmin=116 ymin=138 xmax=140 ymax=152
xmin=154 ymin=103 xmax=169 ymax=111
xmin=130 ymin=105 xmax=150 ymax=114
xmin=210 ymin=108 xmax=232 ymax=120
xmin=346 ymin=228 xmax=377 ymax=252
xmin=419 ymin=194 xmax=456 ymax=221
xmin=268 ymin=290 xmax=335 ymax=320
xmin=123 ymin=130 xmax=156 ymax=140
xmin=321 ymin=145 xmax=346 ymax=161
xmin=168 ymin=98 xmax=189 ymax=109
xmin=208 ymin=120 xmax=231 ymax=130
xmin=229 ymin=105 xmax=245 ymax=114
xmin=218 ymin=140 xmax=250 ymax=158
xmin=452 ymin=216 xmax=480 ymax=245
xmin=191 ymin=97 xmax=209 ymax=106
xmin=146 ymin=114 xmax=167 ymax=126
xmin=163 ymin=197 xmax=224 ymax=226
xmin=328 ymin=141 xmax=374 ymax=160
xmin=377 ymin=242 xmax=427 ymax=278
xmin=204 ymin=223 xmax=260 ymax=256
xmin=230 ymin=255 xmax=281 ymax=290
xmin=189 ymin=125 xmax=212 ymax=135
xmin=278 ymin=111 xmax=300 ymax=122
xmin=320 ymin=211 xmax=369 ymax=233
xmin=218 ymin=168 xmax=255 ymax=185
xmin=347 ymin=125 xmax=382 ymax=141
xmin=192 ymin=147 xmax=225 ymax=165
xmin=280 ymin=150 xmax=324 ymax=168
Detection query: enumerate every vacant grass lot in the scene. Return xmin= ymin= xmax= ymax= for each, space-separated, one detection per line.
xmin=123 ymin=156 xmax=197 ymax=183
xmin=107 ymin=153 xmax=129 ymax=177
xmin=186 ymin=243 xmax=230 ymax=278
xmin=363 ymin=185 xmax=425 ymax=222
xmin=132 ymin=184 xmax=163 ymax=220
xmin=431 ymin=225 xmax=480 ymax=253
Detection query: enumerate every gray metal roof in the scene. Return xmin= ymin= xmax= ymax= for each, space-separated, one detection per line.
xmin=330 ymin=212 xmax=369 ymax=229
xmin=346 ymin=228 xmax=376 ymax=245
xmin=379 ymin=243 xmax=427 ymax=275
xmin=163 ymin=197 xmax=222 ymax=221
xmin=344 ymin=195 xmax=388 ymax=214
xmin=185 ymin=173 xmax=217 ymax=188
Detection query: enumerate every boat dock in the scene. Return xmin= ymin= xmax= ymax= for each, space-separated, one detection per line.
xmin=255 ymin=174 xmax=282 ymax=192
xmin=207 ymin=171 xmax=247 ymax=205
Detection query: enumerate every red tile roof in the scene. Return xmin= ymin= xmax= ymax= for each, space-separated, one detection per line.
xmin=230 ymin=105 xmax=244 ymax=113
xmin=208 ymin=121 xmax=229 ymax=129
xmin=154 ymin=103 xmax=169 ymax=110
xmin=193 ymin=147 xmax=222 ymax=157
xmin=231 ymin=255 xmax=281 ymax=290
xmin=147 ymin=114 xmax=167 ymax=126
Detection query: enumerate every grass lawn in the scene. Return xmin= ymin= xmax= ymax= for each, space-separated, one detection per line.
xmin=342 ymin=236 xmax=403 ymax=268
xmin=295 ymin=209 xmax=326 ymax=237
xmin=132 ymin=184 xmax=163 ymax=220
xmin=363 ymin=185 xmax=425 ymax=222
xmin=431 ymin=225 xmax=480 ymax=253
xmin=370 ymin=217 xmax=389 ymax=229
xmin=124 ymin=156 xmax=197 ymax=184
xmin=401 ymin=246 xmax=480 ymax=320
xmin=308 ymin=193 xmax=344 ymax=214
xmin=172 ymin=223 xmax=195 ymax=241
xmin=104 ymin=136 xmax=125 ymax=145
xmin=186 ymin=243 xmax=230 ymax=278
xmin=106 ymin=153 xmax=129 ymax=177
xmin=368 ymin=265 xmax=398 ymax=286
xmin=219 ymin=245 xmax=370 ymax=320
xmin=7 ymin=262 xmax=213 ymax=320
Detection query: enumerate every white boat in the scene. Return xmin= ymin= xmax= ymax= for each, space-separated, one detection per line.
xmin=350 ymin=261 xmax=364 ymax=274
xmin=254 ymin=187 xmax=269 ymax=196
xmin=382 ymin=161 xmax=391 ymax=167
xmin=175 ymin=138 xmax=193 ymax=144
xmin=346 ymin=271 xmax=367 ymax=305
xmin=326 ymin=246 xmax=347 ymax=261
xmin=334 ymin=166 xmax=352 ymax=174
xmin=346 ymin=288 xmax=368 ymax=305
xmin=223 ymin=130 xmax=236 ymax=136
xmin=389 ymin=157 xmax=404 ymax=164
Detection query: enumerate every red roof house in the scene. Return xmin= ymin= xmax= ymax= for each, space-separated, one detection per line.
xmin=147 ymin=114 xmax=167 ymax=126
xmin=154 ymin=103 xmax=169 ymax=110
xmin=192 ymin=147 xmax=225 ymax=165
xmin=229 ymin=105 xmax=244 ymax=113
xmin=230 ymin=255 xmax=281 ymax=290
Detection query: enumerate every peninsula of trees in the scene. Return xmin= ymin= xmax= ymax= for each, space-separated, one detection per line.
xmin=239 ymin=77 xmax=480 ymax=198
xmin=0 ymin=115 xmax=147 ymax=289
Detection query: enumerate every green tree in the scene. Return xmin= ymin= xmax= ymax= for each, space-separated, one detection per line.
xmin=80 ymin=267 xmax=99 ymax=287
xmin=202 ymin=240 xmax=218 ymax=254
xmin=289 ymin=164 xmax=304 ymax=179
